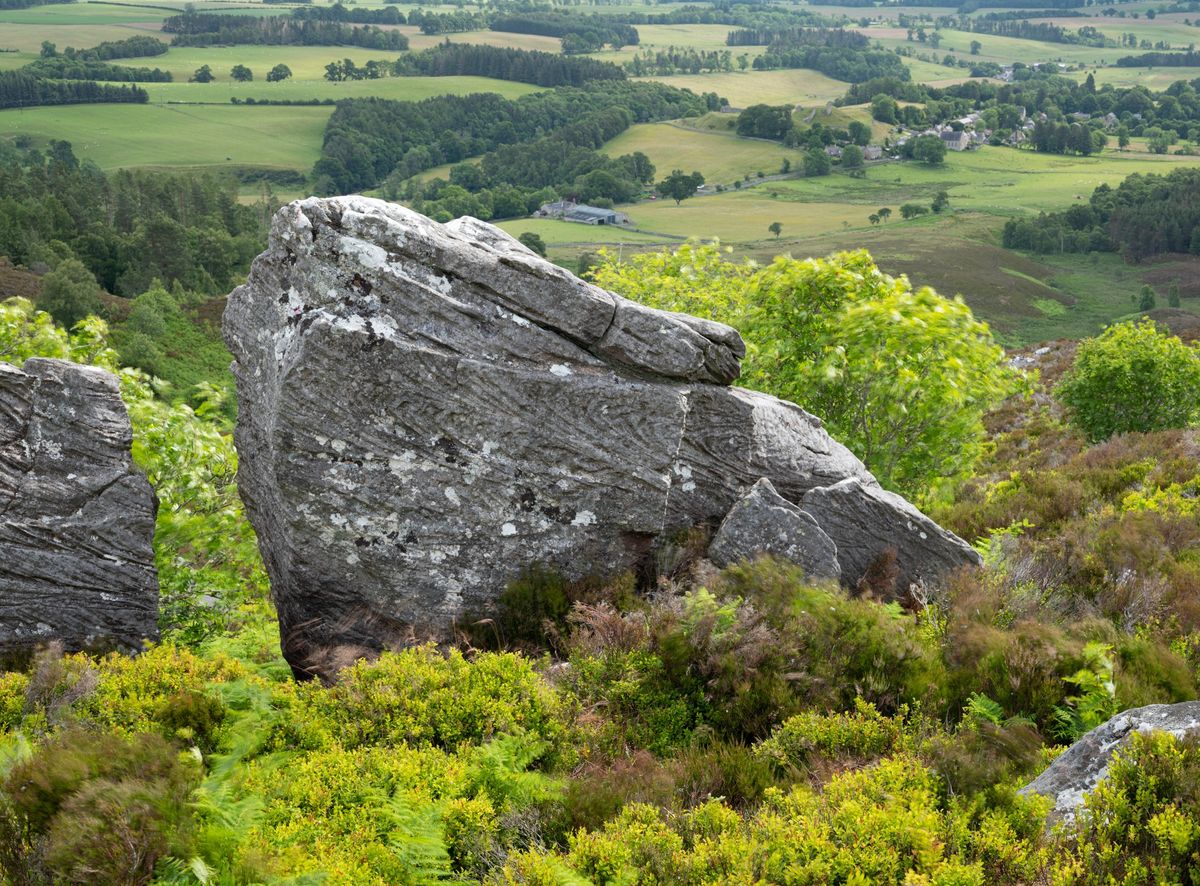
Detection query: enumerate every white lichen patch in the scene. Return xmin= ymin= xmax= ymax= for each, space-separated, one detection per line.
xmin=501 ymin=522 xmax=518 ymax=536
xmin=339 ymin=236 xmax=388 ymax=270
xmin=444 ymin=487 xmax=461 ymax=507
xmin=572 ymin=510 xmax=597 ymax=527
xmin=549 ymin=364 xmax=572 ymax=377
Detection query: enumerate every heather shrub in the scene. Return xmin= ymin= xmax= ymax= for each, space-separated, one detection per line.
xmin=1053 ymin=732 xmax=1200 ymax=884
xmin=276 ymin=646 xmax=565 ymax=754
xmin=755 ymin=699 xmax=909 ymax=773
xmin=1 ymin=729 xmax=199 ymax=885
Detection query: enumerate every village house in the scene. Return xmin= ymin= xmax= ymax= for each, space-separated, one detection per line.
xmin=940 ymin=130 xmax=971 ymax=151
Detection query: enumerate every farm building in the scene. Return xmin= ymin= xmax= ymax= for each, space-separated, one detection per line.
xmin=535 ymin=200 xmax=630 ymax=225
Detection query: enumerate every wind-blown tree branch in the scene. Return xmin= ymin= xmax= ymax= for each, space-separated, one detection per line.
xmin=590 ymin=245 xmax=1024 ymax=499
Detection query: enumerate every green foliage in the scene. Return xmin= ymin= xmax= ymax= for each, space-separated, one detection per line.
xmin=1053 ymin=732 xmax=1200 ymax=884
xmin=1058 ymin=319 xmax=1200 ymax=442
xmin=591 ymin=246 xmax=1022 ymax=498
xmin=517 ymin=231 xmax=547 ymax=257
xmin=37 ymin=258 xmax=103 ymax=330
xmin=1051 ymin=642 xmax=1118 ymax=742
xmin=2 ymin=729 xmax=200 ymax=884
xmin=656 ymin=168 xmax=705 ymax=205
xmin=755 ymin=700 xmax=908 ymax=771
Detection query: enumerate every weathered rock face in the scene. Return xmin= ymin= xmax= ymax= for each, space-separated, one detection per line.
xmin=0 ymin=358 xmax=158 ymax=660
xmin=799 ymin=478 xmax=980 ymax=595
xmin=709 ymin=478 xmax=840 ymax=580
xmin=1021 ymin=702 xmax=1200 ymax=823
xmin=225 ymin=197 xmax=977 ymax=679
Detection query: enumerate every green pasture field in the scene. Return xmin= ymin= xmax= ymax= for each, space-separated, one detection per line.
xmin=0 ymin=103 xmax=328 ymax=171
xmin=140 ymin=74 xmax=539 ymax=103
xmin=115 ymin=45 xmax=403 ymax=82
xmin=867 ymin=27 xmax=1125 ymax=67
xmin=404 ymin=28 xmax=563 ymax=53
xmin=636 ymin=68 xmax=848 ymax=107
xmin=0 ymin=22 xmax=163 ymax=53
xmin=1077 ymin=66 xmax=1200 ymax=91
xmin=604 ymin=121 xmax=796 ymax=183
xmin=497 ymin=218 xmax=674 ymax=247
xmin=0 ymin=3 xmax=172 ymax=26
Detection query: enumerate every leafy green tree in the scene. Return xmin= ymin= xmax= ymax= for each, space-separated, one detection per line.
xmin=868 ymin=213 xmax=880 ymax=225
xmin=841 ymin=144 xmax=864 ymax=170
xmin=768 ymin=221 xmax=782 ymax=239
xmin=910 ymin=134 xmax=947 ymax=165
xmin=1057 ymin=319 xmax=1200 ymax=442
xmin=870 ymin=94 xmax=898 ymax=124
xmin=38 ymin=259 xmax=104 ymax=330
xmin=189 ymin=64 xmax=214 ymax=83
xmin=266 ymin=63 xmax=293 ymax=82
xmin=40 ymin=40 xmax=56 ymax=58
xmin=970 ymin=40 xmax=982 ymax=54
xmin=1137 ymin=284 xmax=1157 ymax=312
xmin=931 ymin=190 xmax=950 ymax=212
xmin=1169 ymin=280 xmax=1182 ymax=308
xmin=656 ymin=169 xmax=705 ymax=205
xmin=877 ymin=207 xmax=891 ymax=223
xmin=900 ymin=203 xmax=929 ymax=219
xmin=518 ymin=232 xmax=547 ymax=257
xmin=803 ymin=148 xmax=831 ymax=177
xmin=230 ymin=64 xmax=253 ymax=82
xmin=847 ymin=120 xmax=871 ymax=146
xmin=591 ymin=245 xmax=1021 ymax=497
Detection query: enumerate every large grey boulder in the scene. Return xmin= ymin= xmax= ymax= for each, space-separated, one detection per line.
xmin=709 ymin=478 xmax=840 ymax=580
xmin=224 ymin=197 xmax=975 ymax=679
xmin=0 ymin=358 xmax=158 ymax=660
xmin=1021 ymin=702 xmax=1200 ymax=823
xmin=800 ymin=478 xmax=981 ymax=594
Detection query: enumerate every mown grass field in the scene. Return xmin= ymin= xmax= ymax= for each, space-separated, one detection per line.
xmin=604 ymin=122 xmax=796 ymax=183
xmin=636 ymin=68 xmax=848 ymax=107
xmin=0 ymin=103 xmax=329 ymax=171
xmin=140 ymin=74 xmax=539 ymax=104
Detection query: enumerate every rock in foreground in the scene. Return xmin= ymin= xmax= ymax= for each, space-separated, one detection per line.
xmin=0 ymin=358 xmax=158 ymax=660
xmin=1021 ymin=702 xmax=1200 ymax=823
xmin=225 ymin=197 xmax=978 ymax=679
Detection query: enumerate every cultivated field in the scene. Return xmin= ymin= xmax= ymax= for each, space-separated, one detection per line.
xmin=0 ymin=103 xmax=329 ymax=171
xmin=603 ymin=122 xmax=796 ymax=183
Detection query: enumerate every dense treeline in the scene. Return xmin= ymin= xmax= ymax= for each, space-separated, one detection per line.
xmin=395 ymin=43 xmax=625 ymax=86
xmin=1117 ymin=49 xmax=1200 ymax=66
xmin=754 ymin=30 xmax=909 ymax=83
xmin=408 ymin=8 xmax=487 ymax=34
xmin=0 ymin=70 xmax=147 ymax=110
xmin=964 ymin=19 xmax=1113 ymax=46
xmin=161 ymin=13 xmax=409 ymax=50
xmin=728 ymin=25 xmax=866 ymax=47
xmin=0 ymin=141 xmax=263 ymax=295
xmin=291 ymin=3 xmax=406 ymax=25
xmin=490 ymin=11 xmax=639 ymax=52
xmin=846 ymin=71 xmax=1200 ymax=146
xmin=405 ymin=107 xmax=656 ymax=220
xmin=23 ymin=57 xmax=172 ymax=82
xmin=625 ymin=3 xmax=831 ymax=29
xmin=315 ymin=80 xmax=714 ymax=194
xmin=0 ymin=0 xmax=71 ymax=8
xmin=624 ymin=48 xmax=733 ymax=75
xmin=70 ymin=35 xmax=168 ymax=60
xmin=1003 ymin=168 xmax=1200 ymax=260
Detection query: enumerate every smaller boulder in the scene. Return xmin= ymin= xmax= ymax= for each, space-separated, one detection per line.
xmin=708 ymin=478 xmax=840 ymax=580
xmin=800 ymin=478 xmax=981 ymax=596
xmin=1021 ymin=702 xmax=1200 ymax=823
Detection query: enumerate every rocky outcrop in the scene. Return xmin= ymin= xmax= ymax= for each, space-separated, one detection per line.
xmin=1021 ymin=702 xmax=1200 ymax=823
xmin=800 ymin=478 xmax=980 ymax=595
xmin=709 ymin=478 xmax=840 ymax=580
xmin=225 ymin=197 xmax=978 ymax=679
xmin=0 ymin=358 xmax=158 ymax=660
